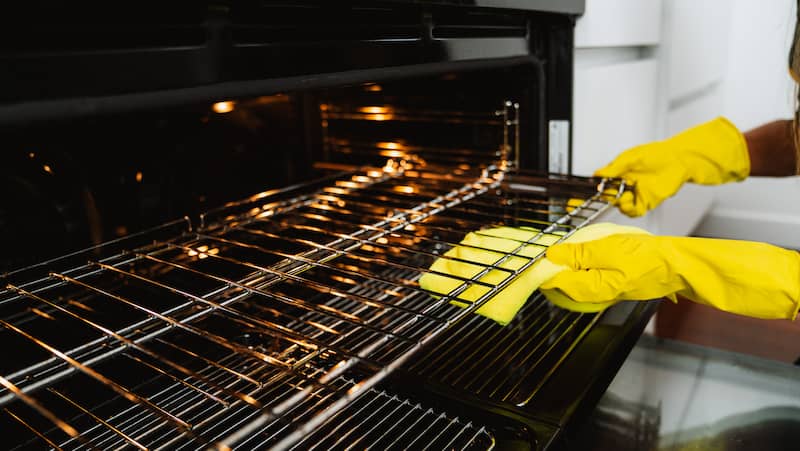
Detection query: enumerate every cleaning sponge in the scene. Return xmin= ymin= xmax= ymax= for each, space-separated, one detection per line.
xmin=418 ymin=222 xmax=651 ymax=325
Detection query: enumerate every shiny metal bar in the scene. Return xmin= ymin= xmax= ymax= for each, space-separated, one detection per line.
xmin=6 ymin=284 xmax=250 ymax=408
xmin=242 ymin=222 xmax=519 ymax=276
xmin=316 ymin=392 xmax=390 ymax=449
xmin=422 ymin=417 xmax=463 ymax=451
xmin=194 ymin=231 xmax=496 ymax=293
xmin=506 ymin=312 xmax=604 ymax=404
xmin=453 ymin=312 xmax=570 ymax=391
xmin=133 ymin=251 xmax=415 ymax=340
xmin=90 ymin=261 xmax=384 ymax=369
xmin=51 ymin=272 xmax=291 ymax=370
xmin=157 ymin=240 xmax=443 ymax=322
xmin=233 ymin=226 xmax=515 ymax=286
xmin=48 ymin=388 xmax=148 ymax=451
xmin=4 ymin=408 xmax=65 ymax=451
xmin=461 ymin=427 xmax=492 ymax=451
xmin=427 ymin=298 xmax=554 ymax=382
xmin=405 ymin=412 xmax=447 ymax=449
xmin=464 ymin=312 xmax=571 ymax=393
xmin=0 ymin=318 xmax=192 ymax=430
xmin=361 ymin=400 xmax=422 ymax=449
xmin=340 ymin=396 xmax=407 ymax=450
xmin=87 ymin=353 xmax=271 ymax=450
xmin=296 ymin=201 xmax=567 ymax=240
xmin=321 ymin=112 xmax=502 ymax=126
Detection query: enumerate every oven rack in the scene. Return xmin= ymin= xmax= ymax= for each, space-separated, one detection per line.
xmin=0 ymin=162 xmax=624 ymax=450
xmin=320 ymin=100 xmax=519 ymax=169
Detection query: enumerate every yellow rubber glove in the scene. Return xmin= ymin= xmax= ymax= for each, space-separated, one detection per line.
xmin=418 ymin=223 xmax=650 ymax=325
xmin=540 ymin=235 xmax=800 ymax=320
xmin=596 ymin=117 xmax=750 ymax=217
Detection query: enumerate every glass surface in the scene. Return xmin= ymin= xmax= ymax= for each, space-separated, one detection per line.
xmin=571 ymin=334 xmax=800 ymax=450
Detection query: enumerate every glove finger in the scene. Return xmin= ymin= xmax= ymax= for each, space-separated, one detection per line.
xmin=540 ymin=269 xmax=624 ymax=303
xmin=593 ymin=153 xmax=635 ymax=178
xmin=617 ymin=192 xmax=648 ymax=217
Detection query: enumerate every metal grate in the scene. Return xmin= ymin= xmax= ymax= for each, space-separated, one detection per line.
xmin=408 ymin=290 xmax=602 ymax=406
xmin=0 ymin=103 xmax=626 ymax=449
xmin=319 ymin=100 xmax=516 ymax=168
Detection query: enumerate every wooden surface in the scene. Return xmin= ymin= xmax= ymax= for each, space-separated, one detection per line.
xmin=654 ymin=298 xmax=800 ymax=363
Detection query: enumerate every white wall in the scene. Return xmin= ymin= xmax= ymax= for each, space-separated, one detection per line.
xmin=694 ymin=0 xmax=800 ymax=248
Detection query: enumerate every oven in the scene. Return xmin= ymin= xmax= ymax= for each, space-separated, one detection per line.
xmin=0 ymin=1 xmax=656 ymax=449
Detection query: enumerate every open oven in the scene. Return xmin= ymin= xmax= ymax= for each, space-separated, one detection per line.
xmin=0 ymin=1 xmax=656 ymax=449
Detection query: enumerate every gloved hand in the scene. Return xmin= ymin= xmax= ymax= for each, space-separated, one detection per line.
xmin=597 ymin=117 xmax=750 ymax=217
xmin=418 ymin=223 xmax=650 ymax=325
xmin=540 ymin=234 xmax=800 ymax=320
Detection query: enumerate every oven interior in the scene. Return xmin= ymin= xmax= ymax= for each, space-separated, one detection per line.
xmin=1 ymin=64 xmax=542 ymax=273
xmin=1 ymin=3 xmax=656 ymax=449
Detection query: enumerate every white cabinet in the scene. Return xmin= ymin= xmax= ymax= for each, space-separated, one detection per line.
xmin=572 ymin=59 xmax=659 ymax=177
xmin=575 ymin=0 xmax=663 ymax=48
xmin=664 ymin=0 xmax=731 ymax=102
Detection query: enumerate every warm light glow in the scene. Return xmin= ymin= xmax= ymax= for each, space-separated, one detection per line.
xmin=30 ymin=308 xmax=55 ymax=320
xmin=42 ymin=164 xmax=53 ymax=174
xmin=380 ymin=150 xmax=405 ymax=158
xmin=364 ymin=84 xmax=382 ymax=92
xmin=376 ymin=237 xmax=389 ymax=244
xmin=28 ymin=152 xmax=35 ymax=159
xmin=188 ymin=245 xmax=218 ymax=260
xmin=359 ymin=106 xmax=389 ymax=114
xmin=393 ymin=185 xmax=415 ymax=194
xmin=378 ymin=141 xmax=404 ymax=150
xmin=335 ymin=181 xmax=361 ymax=188
xmin=331 ymin=275 xmax=357 ymax=285
xmin=212 ymin=101 xmax=235 ymax=114
xmin=308 ymin=321 xmax=339 ymax=335
xmin=135 ymin=171 xmax=143 ymax=183
xmin=368 ymin=114 xmax=390 ymax=121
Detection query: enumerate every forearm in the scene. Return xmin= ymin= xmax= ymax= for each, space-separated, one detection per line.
xmin=744 ymin=119 xmax=797 ymax=176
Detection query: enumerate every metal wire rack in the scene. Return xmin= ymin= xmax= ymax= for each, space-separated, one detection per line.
xmin=408 ymin=289 xmax=603 ymax=406
xmin=0 ymin=101 xmax=626 ymax=450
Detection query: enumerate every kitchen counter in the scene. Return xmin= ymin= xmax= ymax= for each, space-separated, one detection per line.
xmin=561 ymin=334 xmax=800 ymax=450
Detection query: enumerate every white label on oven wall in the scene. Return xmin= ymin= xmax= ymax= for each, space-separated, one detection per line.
xmin=548 ymin=120 xmax=570 ymax=174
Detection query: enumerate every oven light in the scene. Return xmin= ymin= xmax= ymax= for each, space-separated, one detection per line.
xmin=135 ymin=171 xmax=143 ymax=183
xmin=42 ymin=164 xmax=53 ymax=174
xmin=378 ymin=141 xmax=404 ymax=150
xmin=359 ymin=106 xmax=388 ymax=114
xmin=212 ymin=101 xmax=235 ymax=114
xmin=364 ymin=84 xmax=382 ymax=92
xmin=393 ymin=185 xmax=415 ymax=194
xmin=380 ymin=150 xmax=405 ymax=158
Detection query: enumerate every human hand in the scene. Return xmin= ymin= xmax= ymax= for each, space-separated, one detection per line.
xmin=540 ymin=234 xmax=800 ymax=320
xmin=597 ymin=117 xmax=750 ymax=217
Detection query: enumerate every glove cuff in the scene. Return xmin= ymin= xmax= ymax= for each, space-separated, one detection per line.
xmin=714 ymin=116 xmax=751 ymax=181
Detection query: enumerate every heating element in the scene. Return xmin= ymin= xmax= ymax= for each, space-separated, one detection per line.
xmin=0 ymin=100 xmax=626 ymax=450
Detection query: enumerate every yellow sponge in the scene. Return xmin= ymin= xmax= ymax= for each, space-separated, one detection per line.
xmin=418 ymin=222 xmax=652 ymax=325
